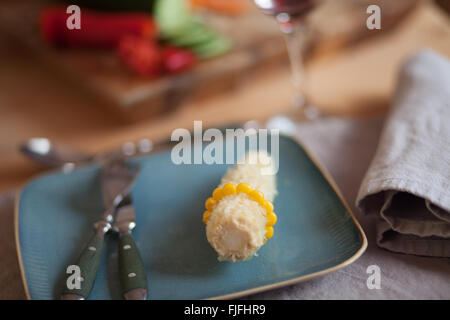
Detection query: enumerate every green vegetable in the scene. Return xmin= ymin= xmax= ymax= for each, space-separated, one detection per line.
xmin=154 ymin=0 xmax=193 ymax=37
xmin=193 ymin=35 xmax=232 ymax=59
xmin=154 ymin=0 xmax=232 ymax=59
xmin=169 ymin=22 xmax=217 ymax=47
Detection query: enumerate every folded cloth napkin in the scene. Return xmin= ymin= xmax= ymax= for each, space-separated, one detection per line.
xmin=356 ymin=49 xmax=450 ymax=257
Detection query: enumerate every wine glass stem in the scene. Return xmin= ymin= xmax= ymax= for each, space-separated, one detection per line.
xmin=281 ymin=21 xmax=308 ymax=112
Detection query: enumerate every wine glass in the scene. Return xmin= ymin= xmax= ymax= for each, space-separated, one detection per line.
xmin=254 ymin=0 xmax=321 ymax=122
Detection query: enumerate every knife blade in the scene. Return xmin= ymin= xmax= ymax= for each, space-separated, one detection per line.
xmin=61 ymin=158 xmax=138 ymax=300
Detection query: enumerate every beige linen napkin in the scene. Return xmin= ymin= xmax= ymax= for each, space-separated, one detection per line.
xmin=356 ymin=49 xmax=450 ymax=257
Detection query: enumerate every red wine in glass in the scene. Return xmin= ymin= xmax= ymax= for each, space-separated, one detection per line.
xmin=254 ymin=0 xmax=320 ymax=120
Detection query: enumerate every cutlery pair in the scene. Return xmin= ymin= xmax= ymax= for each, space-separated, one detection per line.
xmin=61 ymin=157 xmax=147 ymax=300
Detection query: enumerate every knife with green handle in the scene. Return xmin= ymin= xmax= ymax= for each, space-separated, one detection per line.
xmin=113 ymin=197 xmax=148 ymax=300
xmin=61 ymin=158 xmax=139 ymax=300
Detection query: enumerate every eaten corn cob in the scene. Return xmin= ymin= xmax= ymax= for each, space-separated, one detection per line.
xmin=203 ymin=150 xmax=277 ymax=262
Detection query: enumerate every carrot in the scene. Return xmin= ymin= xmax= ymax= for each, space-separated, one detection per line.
xmin=190 ymin=0 xmax=249 ymax=15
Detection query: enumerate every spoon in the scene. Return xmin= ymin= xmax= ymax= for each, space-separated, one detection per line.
xmin=20 ymin=138 xmax=92 ymax=168
xmin=20 ymin=137 xmax=154 ymax=171
xmin=20 ymin=124 xmax=244 ymax=170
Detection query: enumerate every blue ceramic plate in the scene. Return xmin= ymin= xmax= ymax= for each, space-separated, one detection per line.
xmin=16 ymin=135 xmax=366 ymax=299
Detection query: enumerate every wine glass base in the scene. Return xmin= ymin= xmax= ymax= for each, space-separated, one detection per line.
xmin=291 ymin=105 xmax=321 ymax=121
xmin=242 ymin=105 xmax=322 ymax=136
xmin=265 ymin=105 xmax=322 ymax=135
xmin=266 ymin=115 xmax=298 ymax=135
xmin=290 ymin=95 xmax=322 ymax=121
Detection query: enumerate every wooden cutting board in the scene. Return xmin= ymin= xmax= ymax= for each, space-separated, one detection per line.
xmin=0 ymin=0 xmax=418 ymax=122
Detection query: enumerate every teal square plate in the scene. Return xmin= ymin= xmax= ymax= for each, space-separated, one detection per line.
xmin=15 ymin=135 xmax=366 ymax=299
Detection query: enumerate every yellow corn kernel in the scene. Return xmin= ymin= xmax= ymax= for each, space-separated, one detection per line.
xmin=265 ymin=227 xmax=274 ymax=239
xmin=266 ymin=212 xmax=277 ymax=227
xmin=249 ymin=190 xmax=264 ymax=204
xmin=212 ymin=187 xmax=224 ymax=201
xmin=222 ymin=183 xmax=236 ymax=196
xmin=236 ymin=183 xmax=252 ymax=194
xmin=205 ymin=198 xmax=216 ymax=211
xmin=263 ymin=200 xmax=274 ymax=213
xmin=203 ymin=211 xmax=211 ymax=224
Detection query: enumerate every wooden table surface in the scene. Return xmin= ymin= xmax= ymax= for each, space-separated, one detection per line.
xmin=0 ymin=1 xmax=449 ymax=193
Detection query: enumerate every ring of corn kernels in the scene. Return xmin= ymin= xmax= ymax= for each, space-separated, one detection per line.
xmin=203 ymin=183 xmax=277 ymax=241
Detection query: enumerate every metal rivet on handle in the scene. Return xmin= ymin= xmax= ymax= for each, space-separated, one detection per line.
xmin=88 ymin=246 xmax=96 ymax=251
xmin=128 ymin=273 xmax=136 ymax=278
xmin=123 ymin=245 xmax=131 ymax=250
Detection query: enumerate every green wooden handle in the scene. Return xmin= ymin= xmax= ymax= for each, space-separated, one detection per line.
xmin=62 ymin=233 xmax=104 ymax=299
xmin=118 ymin=233 xmax=148 ymax=299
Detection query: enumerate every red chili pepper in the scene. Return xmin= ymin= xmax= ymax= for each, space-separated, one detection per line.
xmin=39 ymin=6 xmax=157 ymax=48
xmin=118 ymin=36 xmax=163 ymax=77
xmin=162 ymin=47 xmax=197 ymax=74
